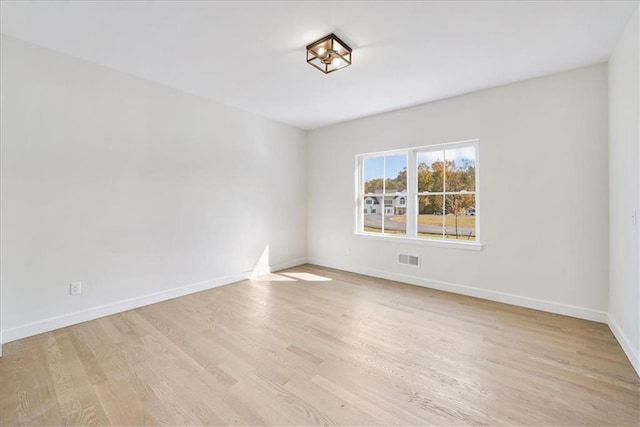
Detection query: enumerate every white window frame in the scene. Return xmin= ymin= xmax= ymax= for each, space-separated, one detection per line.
xmin=355 ymin=139 xmax=482 ymax=250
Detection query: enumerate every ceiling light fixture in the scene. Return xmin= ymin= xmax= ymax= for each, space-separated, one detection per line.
xmin=306 ymin=33 xmax=352 ymax=74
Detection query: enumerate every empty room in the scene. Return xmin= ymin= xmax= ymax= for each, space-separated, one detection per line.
xmin=1 ymin=1 xmax=639 ymax=425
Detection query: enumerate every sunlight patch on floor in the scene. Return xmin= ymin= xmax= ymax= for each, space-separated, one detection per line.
xmin=251 ymin=271 xmax=332 ymax=282
xmin=251 ymin=273 xmax=297 ymax=282
xmin=280 ymin=272 xmax=332 ymax=281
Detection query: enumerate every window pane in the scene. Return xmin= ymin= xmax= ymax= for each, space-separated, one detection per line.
xmin=384 ymin=213 xmax=406 ymax=235
xmin=384 ymin=154 xmax=407 ymax=193
xmin=383 ymin=193 xmax=406 ymax=235
xmin=363 ymin=196 xmax=381 ymax=213
xmin=363 ymin=157 xmax=384 ymax=194
xmin=445 ymin=146 xmax=475 ymax=192
xmin=417 ymin=150 xmax=444 ymax=193
xmin=363 ymin=209 xmax=383 ymax=233
xmin=444 ymin=194 xmax=476 ymax=240
xmin=417 ymin=195 xmax=445 ymax=239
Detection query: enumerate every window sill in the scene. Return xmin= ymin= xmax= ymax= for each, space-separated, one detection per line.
xmin=353 ymin=232 xmax=483 ymax=251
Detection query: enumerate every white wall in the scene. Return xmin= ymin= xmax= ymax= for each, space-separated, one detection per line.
xmin=608 ymin=7 xmax=640 ymax=375
xmin=308 ymin=64 xmax=609 ymax=321
xmin=0 ymin=36 xmax=307 ymax=343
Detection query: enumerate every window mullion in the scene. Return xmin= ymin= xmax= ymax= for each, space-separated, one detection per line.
xmin=407 ymin=150 xmax=417 ymax=237
xmin=442 ymin=150 xmax=447 ymax=237
xmin=382 ymin=157 xmax=386 ymax=234
xmin=357 ymin=157 xmax=363 ymax=233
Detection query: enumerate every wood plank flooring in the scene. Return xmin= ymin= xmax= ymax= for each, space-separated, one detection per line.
xmin=1 ymin=264 xmax=638 ymax=426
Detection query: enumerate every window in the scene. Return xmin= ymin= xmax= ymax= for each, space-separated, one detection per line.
xmin=357 ymin=140 xmax=479 ymax=247
xmin=360 ymin=154 xmax=407 ymax=235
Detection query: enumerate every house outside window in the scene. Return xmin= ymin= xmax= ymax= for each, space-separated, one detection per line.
xmin=357 ymin=140 xmax=479 ymax=248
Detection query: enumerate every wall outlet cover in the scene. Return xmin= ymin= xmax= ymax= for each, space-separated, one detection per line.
xmin=69 ymin=281 xmax=82 ymax=296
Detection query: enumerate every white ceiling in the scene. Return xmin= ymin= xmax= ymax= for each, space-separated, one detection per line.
xmin=1 ymin=1 xmax=638 ymax=129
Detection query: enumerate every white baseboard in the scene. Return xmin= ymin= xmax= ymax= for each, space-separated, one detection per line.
xmin=308 ymin=257 xmax=609 ymax=324
xmin=1 ymin=272 xmax=249 ymax=344
xmin=1 ymin=258 xmax=308 ymax=345
xmin=608 ymin=315 xmax=640 ymax=376
xmin=251 ymin=257 xmax=309 ymax=277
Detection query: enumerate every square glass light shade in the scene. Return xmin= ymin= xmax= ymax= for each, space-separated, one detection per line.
xmin=306 ymin=33 xmax=352 ymax=74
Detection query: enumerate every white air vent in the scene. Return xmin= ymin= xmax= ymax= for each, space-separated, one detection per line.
xmin=398 ymin=253 xmax=420 ymax=267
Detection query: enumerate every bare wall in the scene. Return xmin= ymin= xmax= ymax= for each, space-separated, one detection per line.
xmin=0 ymin=36 xmax=307 ymax=342
xmin=608 ymin=7 xmax=640 ymax=374
xmin=307 ymin=64 xmax=609 ymax=321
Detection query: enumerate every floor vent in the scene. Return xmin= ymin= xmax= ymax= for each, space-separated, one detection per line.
xmin=398 ymin=253 xmax=420 ymax=267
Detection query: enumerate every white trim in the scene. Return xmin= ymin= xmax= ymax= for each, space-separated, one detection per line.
xmin=251 ymin=257 xmax=309 ymax=278
xmin=270 ymin=257 xmax=308 ymax=272
xmin=608 ymin=315 xmax=640 ymax=376
xmin=407 ymin=151 xmax=417 ymax=237
xmin=473 ymin=141 xmax=481 ymax=242
xmin=1 ymin=273 xmax=247 ymax=344
xmin=307 ymin=258 xmax=608 ymax=323
xmin=1 ymin=258 xmax=308 ymax=344
xmin=354 ymin=232 xmax=483 ymax=250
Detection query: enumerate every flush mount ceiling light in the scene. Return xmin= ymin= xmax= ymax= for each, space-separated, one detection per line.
xmin=306 ymin=33 xmax=352 ymax=74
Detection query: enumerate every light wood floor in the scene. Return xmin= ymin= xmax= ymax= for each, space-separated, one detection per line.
xmin=1 ymin=264 xmax=638 ymax=426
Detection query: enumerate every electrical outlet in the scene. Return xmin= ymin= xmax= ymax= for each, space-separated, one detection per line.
xmin=69 ymin=281 xmax=82 ymax=296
